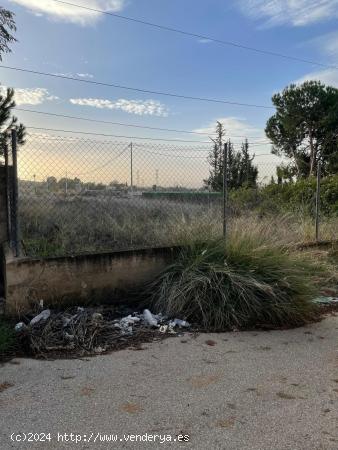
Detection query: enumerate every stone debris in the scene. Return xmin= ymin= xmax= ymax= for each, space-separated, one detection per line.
xmin=14 ymin=306 xmax=190 ymax=357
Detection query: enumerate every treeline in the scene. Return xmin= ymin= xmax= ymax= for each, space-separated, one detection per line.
xmin=45 ymin=177 xmax=127 ymax=191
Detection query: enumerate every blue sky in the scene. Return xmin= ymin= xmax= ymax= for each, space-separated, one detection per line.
xmin=1 ymin=0 xmax=338 ymax=185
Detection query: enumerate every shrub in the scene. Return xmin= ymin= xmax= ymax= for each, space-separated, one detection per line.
xmin=0 ymin=320 xmax=16 ymax=357
xmin=228 ymin=174 xmax=338 ymax=217
xmin=149 ymin=237 xmax=321 ymax=331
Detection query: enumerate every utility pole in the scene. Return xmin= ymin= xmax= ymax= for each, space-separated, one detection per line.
xmin=11 ymin=129 xmax=19 ymax=257
xmin=223 ymin=142 xmax=228 ymax=241
xmin=130 ymin=142 xmax=133 ymax=193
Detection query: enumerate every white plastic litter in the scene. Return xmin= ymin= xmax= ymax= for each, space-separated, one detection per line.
xmin=94 ymin=346 xmax=106 ymax=354
xmin=313 ymin=296 xmax=338 ymax=305
xmin=30 ymin=309 xmax=51 ymax=326
xmin=120 ymin=315 xmax=141 ymax=326
xmin=14 ymin=322 xmax=26 ymax=332
xmin=169 ymin=319 xmax=190 ymax=328
xmin=143 ymin=309 xmax=158 ymax=327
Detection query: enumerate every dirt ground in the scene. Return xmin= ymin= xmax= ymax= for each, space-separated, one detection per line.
xmin=1 ymin=314 xmax=338 ymax=450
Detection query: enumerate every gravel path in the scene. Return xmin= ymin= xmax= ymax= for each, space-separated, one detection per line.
xmin=1 ymin=315 xmax=338 ymax=450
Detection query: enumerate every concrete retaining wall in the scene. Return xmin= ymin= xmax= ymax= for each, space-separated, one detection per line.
xmin=5 ymin=246 xmax=178 ymax=315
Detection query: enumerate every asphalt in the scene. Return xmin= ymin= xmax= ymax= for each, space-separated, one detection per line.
xmin=1 ymin=315 xmax=338 ymax=450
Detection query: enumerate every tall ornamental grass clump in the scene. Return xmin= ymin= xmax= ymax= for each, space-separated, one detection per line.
xmin=149 ymin=237 xmax=321 ymax=331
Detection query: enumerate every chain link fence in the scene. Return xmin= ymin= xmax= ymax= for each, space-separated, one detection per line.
xmin=6 ymin=131 xmax=333 ymax=257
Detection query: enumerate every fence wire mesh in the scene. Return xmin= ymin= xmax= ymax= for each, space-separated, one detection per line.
xmin=3 ymin=140 xmax=15 ymax=251
xmin=15 ymin=132 xmax=332 ymax=257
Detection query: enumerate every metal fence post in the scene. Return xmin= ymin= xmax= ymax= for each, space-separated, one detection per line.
xmin=4 ymin=143 xmax=11 ymax=245
xmin=11 ymin=129 xmax=19 ymax=257
xmin=315 ymin=161 xmax=321 ymax=242
xmin=130 ymin=142 xmax=133 ymax=193
xmin=223 ymin=142 xmax=228 ymax=240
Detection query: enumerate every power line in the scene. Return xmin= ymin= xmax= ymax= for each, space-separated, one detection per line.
xmin=136 ymin=148 xmax=276 ymax=159
xmin=15 ymin=107 xmax=217 ymax=136
xmin=26 ymin=126 xmax=210 ymax=143
xmin=137 ymin=148 xmax=207 ymax=159
xmin=0 ymin=64 xmax=274 ymax=109
xmin=15 ymin=107 xmax=271 ymax=142
xmin=27 ymin=125 xmax=272 ymax=146
xmin=68 ymin=144 xmax=130 ymax=176
xmin=52 ymin=0 xmax=338 ymax=70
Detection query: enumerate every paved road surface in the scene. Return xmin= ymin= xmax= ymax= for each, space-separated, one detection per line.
xmin=1 ymin=315 xmax=338 ymax=449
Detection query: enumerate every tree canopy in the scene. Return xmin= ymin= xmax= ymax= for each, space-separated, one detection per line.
xmin=204 ymin=122 xmax=258 ymax=191
xmin=0 ymin=7 xmax=17 ymax=60
xmin=0 ymin=7 xmax=25 ymax=158
xmin=265 ymin=81 xmax=338 ymax=179
xmin=0 ymin=87 xmax=25 ymax=157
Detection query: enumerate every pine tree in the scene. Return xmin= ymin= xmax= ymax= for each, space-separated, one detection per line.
xmin=0 ymin=8 xmax=25 ymax=158
xmin=204 ymin=121 xmax=226 ymax=191
xmin=0 ymin=87 xmax=25 ymax=158
xmin=0 ymin=7 xmax=17 ymax=60
xmin=238 ymin=139 xmax=258 ymax=187
xmin=205 ymin=124 xmax=258 ymax=190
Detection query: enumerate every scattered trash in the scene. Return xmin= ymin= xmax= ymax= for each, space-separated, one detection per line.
xmin=94 ymin=346 xmax=106 ymax=354
xmin=14 ymin=322 xmax=27 ymax=333
xmin=169 ymin=319 xmax=190 ymax=328
xmin=14 ymin=305 xmax=191 ymax=357
xmin=143 ymin=309 xmax=158 ymax=327
xmin=313 ymin=296 xmax=338 ymax=305
xmin=30 ymin=309 xmax=51 ymax=326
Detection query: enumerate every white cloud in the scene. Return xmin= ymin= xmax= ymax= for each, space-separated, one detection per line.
xmin=295 ymin=68 xmax=338 ymax=87
xmin=70 ymin=97 xmax=169 ymax=116
xmin=294 ymin=31 xmax=338 ymax=87
xmin=9 ymin=0 xmax=126 ymax=25
xmin=198 ymin=38 xmax=212 ymax=44
xmin=1 ymin=87 xmax=59 ymax=105
xmin=194 ymin=117 xmax=265 ymax=140
xmin=308 ymin=31 xmax=338 ymax=58
xmin=236 ymin=0 xmax=338 ymax=27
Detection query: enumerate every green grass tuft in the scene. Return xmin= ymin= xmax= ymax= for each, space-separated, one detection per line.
xmin=0 ymin=320 xmax=16 ymax=356
xmin=149 ymin=236 xmax=322 ymax=331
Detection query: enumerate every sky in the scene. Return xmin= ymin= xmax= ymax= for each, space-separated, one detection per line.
xmin=1 ymin=0 xmax=338 ymax=186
